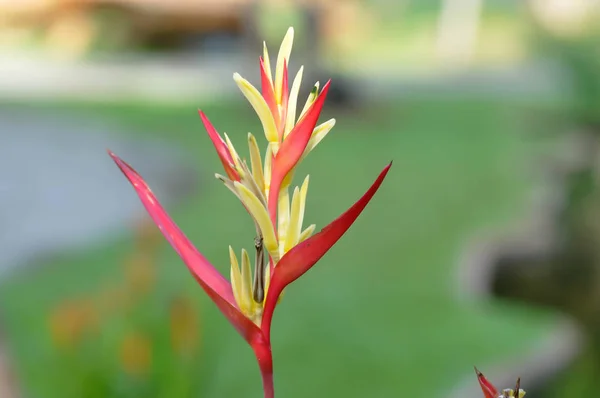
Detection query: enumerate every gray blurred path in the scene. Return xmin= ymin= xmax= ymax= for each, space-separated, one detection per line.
xmin=0 ymin=106 xmax=198 ymax=279
xmin=0 ymin=51 xmax=565 ymax=103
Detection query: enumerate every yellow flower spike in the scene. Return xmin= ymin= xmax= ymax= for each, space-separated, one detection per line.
xmin=234 ymin=182 xmax=280 ymax=262
xmin=233 ymin=73 xmax=279 ymax=144
xmin=240 ymin=248 xmax=255 ymax=317
xmin=299 ymin=81 xmax=320 ymax=120
xmin=277 ymin=186 xmax=290 ymax=256
xmin=223 ymin=133 xmax=245 ymax=178
xmin=262 ymin=41 xmax=273 ymax=85
xmin=301 ymin=118 xmax=336 ymax=161
xmin=299 ymin=224 xmax=316 ymax=242
xmin=263 ymin=143 xmax=274 ymax=196
xmin=274 ymin=27 xmax=294 ymax=104
xmin=247 ymin=133 xmax=265 ymax=194
xmin=284 ymin=66 xmax=304 ymax=138
xmin=229 ymin=246 xmax=250 ymax=315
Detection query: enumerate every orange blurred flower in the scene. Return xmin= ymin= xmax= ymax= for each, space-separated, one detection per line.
xmin=120 ymin=331 xmax=152 ymax=377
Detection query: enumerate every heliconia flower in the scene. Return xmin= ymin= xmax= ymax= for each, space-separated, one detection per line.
xmin=475 ymin=367 xmax=526 ymax=398
xmin=109 ymin=26 xmax=391 ymax=398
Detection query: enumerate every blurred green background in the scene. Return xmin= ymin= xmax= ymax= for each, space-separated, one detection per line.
xmin=0 ymin=0 xmax=599 ymax=397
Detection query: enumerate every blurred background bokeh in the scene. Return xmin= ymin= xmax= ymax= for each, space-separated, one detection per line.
xmin=2 ymin=0 xmax=600 ymax=397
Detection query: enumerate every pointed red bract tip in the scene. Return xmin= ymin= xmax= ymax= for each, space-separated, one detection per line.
xmin=261 ymin=162 xmax=392 ymax=334
xmin=267 ymin=80 xmax=332 ymax=224
xmin=198 ymin=110 xmax=240 ymax=181
xmin=108 ymin=150 xmax=262 ymax=344
xmin=475 ymin=367 xmax=498 ymax=398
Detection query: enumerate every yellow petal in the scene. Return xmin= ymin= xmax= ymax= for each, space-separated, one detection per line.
xmin=264 ymin=143 xmax=274 ymax=197
xmin=234 ymin=182 xmax=280 ymax=262
xmin=284 ymin=186 xmax=301 ymax=253
xmin=215 ymin=173 xmax=243 ymax=202
xmin=299 ymin=224 xmax=316 ymax=242
xmin=223 ymin=133 xmax=245 ymax=178
xmin=229 ymin=246 xmax=248 ymax=314
xmin=241 ymin=248 xmax=254 ymax=314
xmin=299 ymin=81 xmax=319 ymax=120
xmin=248 ymin=133 xmax=265 ymax=194
xmin=301 ymin=119 xmax=336 ymax=161
xmin=297 ymin=175 xmax=309 ymax=236
xmin=277 ymin=185 xmax=290 ymax=256
xmin=263 ymin=41 xmax=272 ymax=85
xmin=262 ymin=265 xmax=271 ymax=305
xmin=274 ymin=27 xmax=294 ymax=104
xmin=233 ymin=73 xmax=279 ymax=143
xmin=284 ymin=66 xmax=304 ymax=138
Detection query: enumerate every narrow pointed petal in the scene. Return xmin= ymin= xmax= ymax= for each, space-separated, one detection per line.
xmin=268 ymin=80 xmax=331 ymax=224
xmin=277 ymin=185 xmax=290 ymax=256
xmin=284 ymin=66 xmax=304 ymax=138
xmin=109 ymin=151 xmax=260 ymax=343
xmin=278 ymin=60 xmax=289 ymax=140
xmin=262 ymin=42 xmax=273 ymax=84
xmin=229 ymin=246 xmax=248 ymax=314
xmin=299 ymin=224 xmax=316 ymax=242
xmin=285 ymin=176 xmax=309 ymax=252
xmin=261 ymin=162 xmax=392 ymax=333
xmin=475 ymin=367 xmax=498 ymax=398
xmin=234 ymin=182 xmax=280 ymax=262
xmin=260 ymin=57 xmax=279 ymax=127
xmin=248 ymin=133 xmax=266 ymax=194
xmin=299 ymin=81 xmax=319 ymax=120
xmin=264 ymin=143 xmax=274 ymax=197
xmin=233 ymin=73 xmax=279 ymax=144
xmin=198 ymin=111 xmax=239 ymax=181
xmin=301 ymin=118 xmax=336 ymax=161
xmin=223 ymin=133 xmax=245 ymax=179
xmin=274 ymin=27 xmax=294 ymax=104
xmin=241 ymin=249 xmax=255 ymax=315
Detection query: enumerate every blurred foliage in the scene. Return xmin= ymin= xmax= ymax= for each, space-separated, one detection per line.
xmin=43 ymin=219 xmax=204 ymax=398
xmin=527 ymin=9 xmax=600 ymax=127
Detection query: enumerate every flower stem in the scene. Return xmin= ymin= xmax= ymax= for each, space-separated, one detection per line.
xmin=253 ymin=339 xmax=274 ymax=398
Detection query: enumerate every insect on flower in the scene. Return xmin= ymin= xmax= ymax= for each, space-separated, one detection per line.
xmin=476 ymin=367 xmax=526 ymax=398
xmin=109 ymin=27 xmax=391 ymax=398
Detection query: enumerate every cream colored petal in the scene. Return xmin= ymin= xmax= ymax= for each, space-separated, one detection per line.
xmin=284 ymin=186 xmax=301 ymax=253
xmin=233 ymin=73 xmax=279 ymax=143
xmin=299 ymin=81 xmax=319 ymax=120
xmin=299 ymin=224 xmax=316 ymax=242
xmin=234 ymin=182 xmax=280 ymax=262
xmin=240 ymin=249 xmax=254 ymax=314
xmin=262 ymin=265 xmax=271 ymax=305
xmin=301 ymin=119 xmax=336 ymax=161
xmin=274 ymin=27 xmax=294 ymax=104
xmin=263 ymin=143 xmax=274 ymax=197
xmin=229 ymin=246 xmax=249 ymax=315
xmin=284 ymin=66 xmax=304 ymax=138
xmin=223 ymin=133 xmax=246 ymax=179
xmin=248 ymin=133 xmax=265 ymax=194
xmin=263 ymin=41 xmax=272 ymax=85
xmin=215 ymin=173 xmax=243 ymax=202
xmin=297 ymin=175 xmax=309 ymax=237
xmin=277 ymin=186 xmax=290 ymax=256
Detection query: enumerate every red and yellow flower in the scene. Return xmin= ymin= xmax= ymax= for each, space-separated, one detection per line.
xmin=109 ymin=27 xmax=391 ymax=398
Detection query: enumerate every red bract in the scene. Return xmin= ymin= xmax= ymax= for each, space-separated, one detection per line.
xmin=475 ymin=367 xmax=498 ymax=398
xmin=198 ymin=111 xmax=240 ymax=181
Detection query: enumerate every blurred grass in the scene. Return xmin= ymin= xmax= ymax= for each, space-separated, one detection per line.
xmin=0 ymin=97 xmax=558 ymax=397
